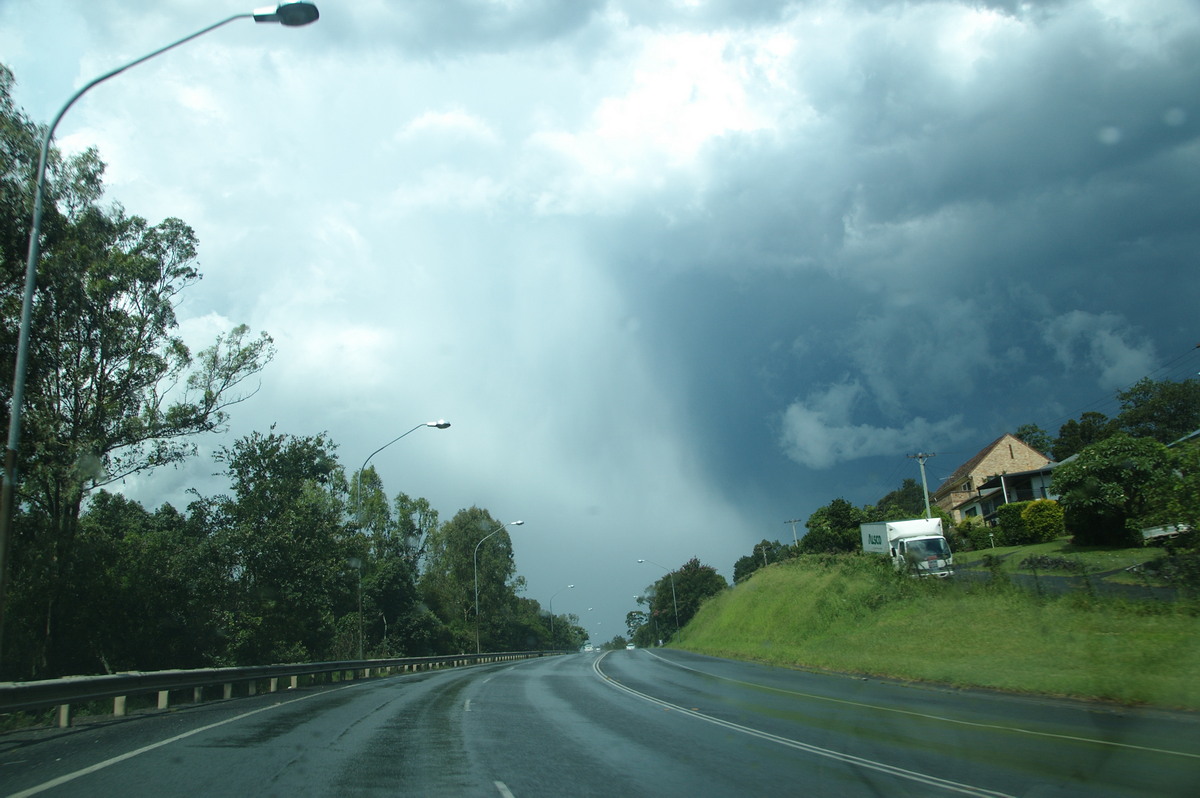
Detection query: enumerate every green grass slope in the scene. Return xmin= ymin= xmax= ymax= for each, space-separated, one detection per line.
xmin=674 ymin=555 xmax=1200 ymax=709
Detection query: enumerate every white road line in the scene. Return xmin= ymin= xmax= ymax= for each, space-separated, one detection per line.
xmin=641 ymin=649 xmax=1200 ymax=761
xmin=493 ymin=780 xmax=516 ymax=797
xmin=465 ymin=699 xmax=473 ymax=712
xmin=7 ymin=681 xmax=367 ymax=798
xmin=594 ymin=652 xmax=1014 ymax=798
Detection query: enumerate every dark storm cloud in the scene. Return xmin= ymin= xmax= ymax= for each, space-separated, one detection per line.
xmin=575 ymin=0 xmax=1199 ymax=473
xmin=318 ymin=0 xmax=606 ymax=56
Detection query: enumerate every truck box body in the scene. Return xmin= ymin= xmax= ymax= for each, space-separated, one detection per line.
xmin=860 ymin=518 xmax=954 ymax=577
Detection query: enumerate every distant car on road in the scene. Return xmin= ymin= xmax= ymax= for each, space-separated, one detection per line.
xmin=625 ymin=643 xmax=635 ymax=650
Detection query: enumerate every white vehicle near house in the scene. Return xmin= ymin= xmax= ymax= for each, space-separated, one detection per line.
xmin=860 ymin=518 xmax=954 ymax=578
xmin=1141 ymin=523 xmax=1192 ymax=545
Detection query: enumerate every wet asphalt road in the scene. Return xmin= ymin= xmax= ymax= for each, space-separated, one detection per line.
xmin=2 ymin=649 xmax=1198 ymax=797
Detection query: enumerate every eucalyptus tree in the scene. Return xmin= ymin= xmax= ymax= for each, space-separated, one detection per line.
xmin=420 ymin=506 xmax=520 ymax=652
xmin=209 ymin=429 xmax=351 ymax=664
xmin=0 ymin=68 xmax=274 ymax=674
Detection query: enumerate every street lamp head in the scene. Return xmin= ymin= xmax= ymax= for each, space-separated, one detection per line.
xmin=637 ymin=559 xmax=645 ymax=564
xmin=254 ymin=2 xmax=320 ymax=26
xmin=568 ymin=584 xmax=575 ymax=589
xmin=427 ymin=420 xmax=451 ymax=429
xmin=510 ymin=520 xmax=524 ymax=527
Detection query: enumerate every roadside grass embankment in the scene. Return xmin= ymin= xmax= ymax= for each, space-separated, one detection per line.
xmin=673 ymin=554 xmax=1200 ymax=710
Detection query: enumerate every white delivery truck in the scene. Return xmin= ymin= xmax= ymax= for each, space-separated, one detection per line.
xmin=860 ymin=518 xmax=954 ymax=578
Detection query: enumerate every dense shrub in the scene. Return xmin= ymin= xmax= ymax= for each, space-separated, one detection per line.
xmin=958 ymin=516 xmax=998 ymax=550
xmin=944 ymin=520 xmax=972 ymax=551
xmin=1021 ymin=499 xmax=1065 ymax=543
xmin=995 ymin=502 xmax=1030 ymax=545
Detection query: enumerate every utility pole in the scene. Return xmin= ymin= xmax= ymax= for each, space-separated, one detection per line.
xmin=907 ymin=452 xmax=936 ymax=519
xmin=784 ymin=519 xmax=801 ymax=545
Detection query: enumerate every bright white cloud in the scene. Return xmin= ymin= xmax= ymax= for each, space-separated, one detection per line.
xmin=396 ymin=108 xmax=501 ymax=145
xmin=779 ymin=381 xmax=964 ymax=469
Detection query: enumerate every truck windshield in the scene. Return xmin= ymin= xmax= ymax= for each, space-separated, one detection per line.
xmin=906 ymin=537 xmax=950 ymax=560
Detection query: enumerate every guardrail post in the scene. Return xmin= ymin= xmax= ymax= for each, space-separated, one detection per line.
xmin=114 ymin=696 xmax=126 ymax=717
xmin=194 ymin=686 xmax=203 ymax=703
xmin=290 ymin=675 xmax=299 ymax=690
xmin=269 ymin=677 xmax=279 ymax=692
xmin=223 ymin=683 xmax=233 ymax=700
xmin=158 ymin=690 xmax=170 ymax=710
xmin=247 ymin=680 xmax=257 ymax=696
xmin=57 ymin=704 xmax=71 ymax=728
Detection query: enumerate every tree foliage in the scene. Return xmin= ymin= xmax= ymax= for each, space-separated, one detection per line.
xmin=732 ymin=538 xmax=790 ymax=584
xmin=874 ymin=478 xmax=930 ymax=518
xmin=1013 ymin=424 xmax=1053 ymax=458
xmin=420 ymin=507 xmax=520 ymax=653
xmin=799 ymin=498 xmax=864 ymax=554
xmin=0 ymin=67 xmax=274 ymax=674
xmin=641 ymin=557 xmax=727 ymax=642
xmin=1052 ymin=411 xmax=1115 ymax=462
xmin=1050 ymin=433 xmax=1175 ymax=546
xmin=208 ymin=429 xmax=351 ymax=665
xmin=1114 ymin=377 xmax=1200 ymax=445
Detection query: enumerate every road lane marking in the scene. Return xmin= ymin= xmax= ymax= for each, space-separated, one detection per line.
xmin=465 ymin=699 xmax=473 ymax=712
xmin=640 ymin=649 xmax=1200 ymax=761
xmin=8 ymin=681 xmax=368 ymax=798
xmin=594 ymin=653 xmax=1012 ymax=798
xmin=493 ymin=781 xmax=516 ymax=797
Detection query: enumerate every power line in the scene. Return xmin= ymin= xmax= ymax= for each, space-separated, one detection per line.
xmin=1035 ymin=342 xmax=1200 ymax=435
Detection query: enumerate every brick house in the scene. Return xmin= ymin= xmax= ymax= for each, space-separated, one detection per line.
xmin=932 ymin=434 xmax=1054 ymax=522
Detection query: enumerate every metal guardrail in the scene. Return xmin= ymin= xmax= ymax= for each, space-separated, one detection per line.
xmin=0 ymin=651 xmax=560 ymax=726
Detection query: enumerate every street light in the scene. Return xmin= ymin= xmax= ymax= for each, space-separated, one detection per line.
xmin=0 ymin=2 xmax=320 ymax=664
xmin=352 ymin=419 xmax=448 ymax=660
xmin=474 ymin=520 xmax=523 ymax=653
xmin=355 ymin=420 xmax=450 ymax=530
xmin=637 ymin=558 xmax=680 ymax=631
xmin=548 ymin=584 xmax=574 ymax=642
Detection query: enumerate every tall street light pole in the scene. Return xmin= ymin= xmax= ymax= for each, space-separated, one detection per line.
xmin=355 ymin=420 xmax=450 ymax=530
xmin=547 ymin=583 xmax=574 ymax=644
xmin=0 ymin=1 xmax=320 ymax=667
xmin=352 ymin=420 xmax=448 ymax=660
xmin=474 ymin=520 xmax=523 ymax=654
xmin=637 ymin=558 xmax=679 ymax=631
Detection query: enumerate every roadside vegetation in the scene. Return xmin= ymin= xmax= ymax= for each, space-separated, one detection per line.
xmin=0 ymin=72 xmax=585 ymax=683
xmin=673 ymin=554 xmax=1200 ymax=710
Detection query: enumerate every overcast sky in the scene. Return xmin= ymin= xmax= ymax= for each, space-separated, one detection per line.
xmin=2 ymin=0 xmax=1198 ymax=641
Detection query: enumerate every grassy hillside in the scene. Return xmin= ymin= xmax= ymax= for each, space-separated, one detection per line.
xmin=673 ymin=554 xmax=1200 ymax=710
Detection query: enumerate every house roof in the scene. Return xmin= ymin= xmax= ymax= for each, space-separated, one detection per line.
xmin=933 ymin=433 xmax=1053 ymax=498
xmin=933 ymin=434 xmax=1009 ymax=497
